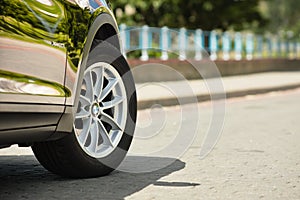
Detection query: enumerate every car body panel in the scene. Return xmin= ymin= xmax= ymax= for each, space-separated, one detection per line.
xmin=0 ymin=0 xmax=121 ymax=144
xmin=0 ymin=0 xmax=68 ymax=104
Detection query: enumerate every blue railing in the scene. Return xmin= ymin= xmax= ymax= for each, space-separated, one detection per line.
xmin=119 ymin=24 xmax=300 ymax=61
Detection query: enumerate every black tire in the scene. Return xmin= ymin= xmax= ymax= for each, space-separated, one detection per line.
xmin=32 ymin=43 xmax=137 ymax=178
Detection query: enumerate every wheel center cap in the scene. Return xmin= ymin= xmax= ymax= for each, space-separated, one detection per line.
xmin=91 ymin=103 xmax=100 ymax=116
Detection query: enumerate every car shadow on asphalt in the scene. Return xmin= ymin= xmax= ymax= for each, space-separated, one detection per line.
xmin=0 ymin=155 xmax=190 ymax=199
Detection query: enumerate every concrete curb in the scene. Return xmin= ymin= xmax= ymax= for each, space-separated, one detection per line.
xmin=129 ymin=58 xmax=300 ymax=83
xmin=137 ymin=83 xmax=300 ymax=110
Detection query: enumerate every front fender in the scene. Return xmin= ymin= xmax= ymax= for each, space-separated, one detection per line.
xmin=56 ymin=7 xmax=121 ymax=133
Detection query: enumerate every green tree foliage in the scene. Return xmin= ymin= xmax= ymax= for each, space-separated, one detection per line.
xmin=263 ymin=0 xmax=300 ymax=38
xmin=111 ymin=0 xmax=267 ymax=31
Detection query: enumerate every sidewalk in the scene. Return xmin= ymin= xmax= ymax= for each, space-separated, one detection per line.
xmin=136 ymin=71 xmax=300 ymax=109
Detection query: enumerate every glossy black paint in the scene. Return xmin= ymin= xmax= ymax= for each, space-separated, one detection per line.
xmin=0 ymin=0 xmax=120 ymax=146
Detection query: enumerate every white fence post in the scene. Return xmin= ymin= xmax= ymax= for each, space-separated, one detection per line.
xmin=140 ymin=25 xmax=149 ymax=61
xmin=194 ymin=29 xmax=203 ymax=60
xmin=119 ymin=24 xmax=127 ymax=58
xmin=246 ymin=33 xmax=254 ymax=60
xmin=178 ymin=28 xmax=187 ymax=60
xmin=222 ymin=31 xmax=230 ymax=60
xmin=210 ymin=30 xmax=218 ymax=60
xmin=271 ymin=35 xmax=277 ymax=58
xmin=160 ymin=26 xmax=169 ymax=60
xmin=234 ymin=32 xmax=242 ymax=60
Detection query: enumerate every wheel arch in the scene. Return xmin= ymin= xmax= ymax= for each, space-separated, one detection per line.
xmin=92 ymin=23 xmax=120 ymax=51
xmin=56 ymin=12 xmax=122 ymax=134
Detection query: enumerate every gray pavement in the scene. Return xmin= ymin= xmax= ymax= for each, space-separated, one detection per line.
xmin=137 ymin=71 xmax=300 ymax=109
xmin=0 ymin=88 xmax=299 ymax=199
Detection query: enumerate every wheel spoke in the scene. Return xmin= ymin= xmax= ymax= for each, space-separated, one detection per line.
xmin=100 ymin=112 xmax=122 ymax=131
xmin=99 ymin=78 xmax=118 ymax=102
xmin=84 ymin=70 xmax=94 ymax=100
xmin=97 ymin=119 xmax=114 ymax=147
xmin=93 ymin=67 xmax=104 ymax=99
xmin=76 ymin=95 xmax=91 ymax=119
xmin=75 ymin=108 xmax=90 ymax=119
xmin=87 ymin=119 xmax=99 ymax=153
xmin=78 ymin=117 xmax=92 ymax=144
xmin=79 ymin=95 xmax=91 ymax=106
xmin=102 ymin=96 xmax=124 ymax=110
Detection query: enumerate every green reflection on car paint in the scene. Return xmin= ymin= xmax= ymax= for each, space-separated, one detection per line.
xmin=0 ymin=69 xmax=71 ymax=97
xmin=1 ymin=0 xmax=115 ymax=100
xmin=0 ymin=0 xmax=67 ymax=42
xmin=1 ymin=0 xmax=78 ymax=69
xmin=1 ymin=0 xmax=114 ymax=72
xmin=64 ymin=6 xmax=116 ymax=72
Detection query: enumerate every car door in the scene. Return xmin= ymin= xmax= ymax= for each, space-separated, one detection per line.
xmin=0 ymin=0 xmax=69 ymax=130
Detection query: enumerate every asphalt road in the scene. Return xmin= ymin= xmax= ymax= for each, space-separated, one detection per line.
xmin=0 ymin=89 xmax=299 ymax=200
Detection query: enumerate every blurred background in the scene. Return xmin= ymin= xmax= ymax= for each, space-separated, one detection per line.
xmin=110 ymin=0 xmax=300 ymax=61
xmin=112 ymin=0 xmax=299 ymax=36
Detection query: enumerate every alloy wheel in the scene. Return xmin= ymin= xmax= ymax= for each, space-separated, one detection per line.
xmin=74 ymin=62 xmax=127 ymax=158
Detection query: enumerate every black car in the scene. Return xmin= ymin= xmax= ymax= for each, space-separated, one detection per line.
xmin=0 ymin=0 xmax=137 ymax=178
